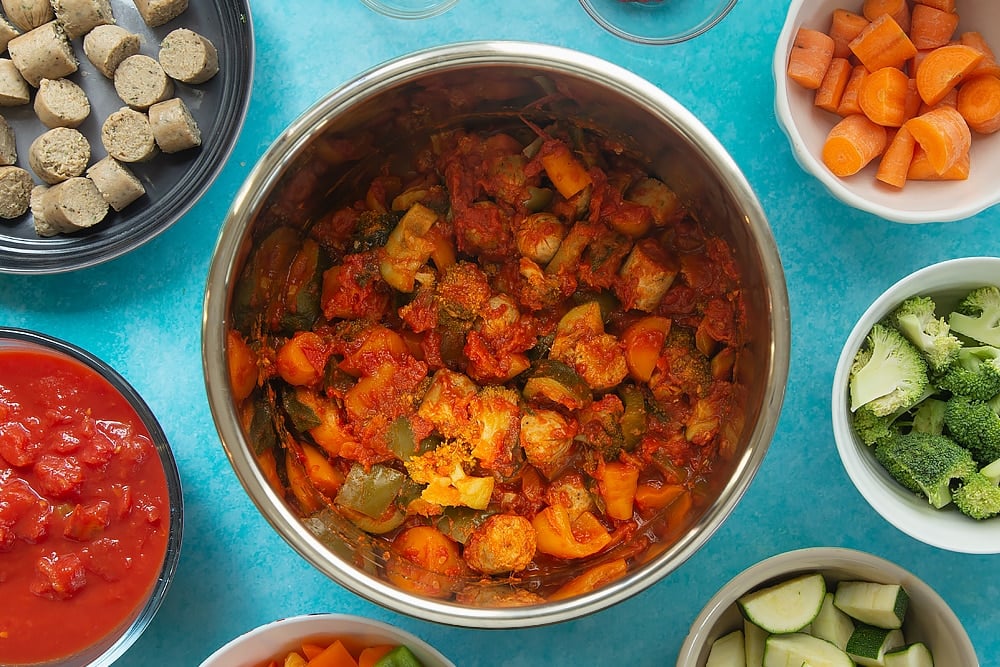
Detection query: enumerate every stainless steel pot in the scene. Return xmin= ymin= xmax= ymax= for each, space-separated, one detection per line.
xmin=203 ymin=41 xmax=789 ymax=628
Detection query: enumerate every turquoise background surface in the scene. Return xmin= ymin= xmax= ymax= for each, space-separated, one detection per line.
xmin=1 ymin=0 xmax=998 ymax=665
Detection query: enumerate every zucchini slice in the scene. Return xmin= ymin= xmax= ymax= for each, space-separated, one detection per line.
xmin=707 ymin=629 xmax=747 ymax=667
xmin=833 ymin=581 xmax=909 ymax=629
xmin=884 ymin=643 xmax=935 ymax=667
xmin=522 ymin=359 xmax=592 ymax=410
xmin=744 ymin=618 xmax=768 ymax=667
xmin=845 ymin=623 xmax=905 ymax=667
xmin=763 ymin=633 xmax=854 ymax=667
xmin=738 ymin=573 xmax=827 ymax=634
xmin=811 ymin=592 xmax=855 ymax=651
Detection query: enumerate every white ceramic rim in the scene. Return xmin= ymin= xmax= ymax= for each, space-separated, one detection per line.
xmin=675 ymin=547 xmax=979 ymax=667
xmin=772 ymin=0 xmax=1000 ymax=224
xmin=198 ymin=613 xmax=455 ymax=667
xmin=832 ymin=256 xmax=1000 ymax=553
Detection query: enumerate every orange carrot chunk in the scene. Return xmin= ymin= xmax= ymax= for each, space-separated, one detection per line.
xmin=302 ymin=644 xmax=327 ymax=660
xmin=788 ymin=27 xmax=836 ymax=90
xmin=862 ymin=0 xmax=911 ymax=34
xmin=903 ymin=78 xmax=923 ymax=122
xmin=859 ymin=66 xmax=911 ymax=126
xmin=909 ymin=4 xmax=960 ymax=50
xmin=815 ymin=57 xmax=853 ymax=113
xmin=914 ymin=0 xmax=956 ymax=12
xmin=915 ymin=44 xmax=985 ymax=105
xmin=904 ymin=105 xmax=971 ymax=174
xmin=837 ymin=65 xmax=870 ymax=116
xmin=907 ymin=144 xmax=970 ymax=180
xmin=539 ymin=143 xmax=593 ymax=199
xmin=956 ymin=74 xmax=1000 ymax=134
xmin=829 ymin=9 xmax=870 ymax=59
xmin=918 ymin=86 xmax=957 ymax=114
xmin=822 ymin=113 xmax=889 ymax=177
xmin=876 ymin=126 xmax=917 ymax=187
xmin=849 ymin=14 xmax=917 ymax=72
xmin=959 ymin=32 xmax=1000 ymax=79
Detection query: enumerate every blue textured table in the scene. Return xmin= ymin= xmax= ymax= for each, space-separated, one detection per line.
xmin=1 ymin=1 xmax=998 ymax=665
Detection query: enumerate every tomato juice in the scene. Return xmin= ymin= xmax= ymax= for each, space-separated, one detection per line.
xmin=0 ymin=342 xmax=173 ymax=665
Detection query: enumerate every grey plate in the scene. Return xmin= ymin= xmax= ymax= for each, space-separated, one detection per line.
xmin=0 ymin=0 xmax=253 ymax=274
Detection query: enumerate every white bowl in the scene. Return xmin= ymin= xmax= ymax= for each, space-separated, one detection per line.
xmin=832 ymin=256 xmax=1000 ymax=553
xmin=675 ymin=547 xmax=979 ymax=666
xmin=199 ymin=614 xmax=455 ymax=667
xmin=773 ymin=0 xmax=1000 ymax=223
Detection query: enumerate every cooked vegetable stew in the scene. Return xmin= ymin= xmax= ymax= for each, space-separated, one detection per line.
xmin=228 ymin=118 xmax=748 ymax=604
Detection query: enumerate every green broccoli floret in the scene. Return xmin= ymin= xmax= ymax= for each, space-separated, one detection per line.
xmin=949 ymin=285 xmax=1000 ymax=348
xmin=952 ymin=472 xmax=1000 ymax=520
xmin=911 ymin=397 xmax=948 ymax=435
xmin=850 ymin=324 xmax=930 ymax=417
xmin=936 ymin=345 xmax=1000 ymax=400
xmin=873 ymin=431 xmax=978 ymax=508
xmin=853 ymin=403 xmax=901 ymax=446
xmin=943 ymin=394 xmax=1000 ymax=466
xmin=890 ymin=295 xmax=962 ymax=375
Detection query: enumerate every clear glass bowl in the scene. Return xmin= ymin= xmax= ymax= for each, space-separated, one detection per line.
xmin=578 ymin=0 xmax=738 ymax=45
xmin=359 ymin=0 xmax=460 ymax=19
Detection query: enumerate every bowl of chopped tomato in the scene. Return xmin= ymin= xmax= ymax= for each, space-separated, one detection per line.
xmin=0 ymin=328 xmax=183 ymax=666
xmin=202 ymin=41 xmax=789 ymax=627
xmin=200 ymin=613 xmax=454 ymax=667
xmin=774 ymin=0 xmax=1000 ymax=223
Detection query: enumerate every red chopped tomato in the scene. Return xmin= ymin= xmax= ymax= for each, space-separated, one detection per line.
xmin=30 ymin=551 xmax=87 ymax=600
xmin=0 ymin=421 xmax=39 ymax=467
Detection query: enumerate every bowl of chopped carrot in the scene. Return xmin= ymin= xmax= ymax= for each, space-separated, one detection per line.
xmin=774 ymin=0 xmax=1000 ymax=223
xmin=199 ymin=613 xmax=455 ymax=667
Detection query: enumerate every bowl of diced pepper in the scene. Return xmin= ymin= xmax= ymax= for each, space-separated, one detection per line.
xmin=774 ymin=0 xmax=1000 ymax=223
xmin=199 ymin=613 xmax=454 ymax=667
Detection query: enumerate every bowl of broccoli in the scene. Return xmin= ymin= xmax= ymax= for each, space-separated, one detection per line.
xmin=833 ymin=255 xmax=1000 ymax=554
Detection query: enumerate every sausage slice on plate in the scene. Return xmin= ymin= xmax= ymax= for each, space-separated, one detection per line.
xmin=87 ymin=156 xmax=145 ymax=211
xmin=148 ymin=97 xmax=200 ymax=153
xmin=83 ymin=24 xmax=140 ymax=78
xmin=34 ymin=77 xmax=91 ymax=128
xmin=7 ymin=21 xmax=78 ymax=87
xmin=101 ymin=106 xmax=157 ymax=162
xmin=113 ymin=54 xmax=172 ymax=110
xmin=28 ymin=126 xmax=90 ymax=184
xmin=159 ymin=28 xmax=218 ymax=84
xmin=0 ymin=165 xmax=33 ymax=219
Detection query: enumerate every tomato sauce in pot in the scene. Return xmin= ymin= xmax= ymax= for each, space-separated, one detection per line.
xmin=0 ymin=347 xmax=170 ymax=665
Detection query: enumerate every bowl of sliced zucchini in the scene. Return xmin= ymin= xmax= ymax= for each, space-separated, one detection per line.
xmin=675 ymin=547 xmax=979 ymax=667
